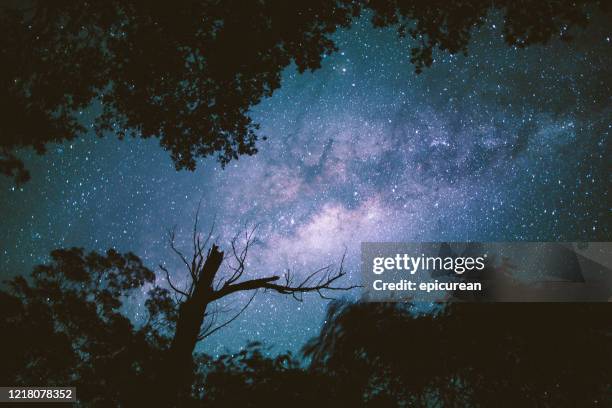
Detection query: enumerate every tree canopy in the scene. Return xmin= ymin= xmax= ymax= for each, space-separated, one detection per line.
xmin=1 ymin=0 xmax=604 ymax=183
xmin=3 ymin=253 xmax=610 ymax=407
xmin=303 ymin=301 xmax=611 ymax=407
xmin=1 ymin=213 xmax=356 ymax=406
xmin=0 ymin=247 xmax=175 ymax=405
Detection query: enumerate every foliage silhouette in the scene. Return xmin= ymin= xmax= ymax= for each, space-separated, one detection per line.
xmin=1 ymin=0 xmax=605 ymax=183
xmin=192 ymin=342 xmax=337 ymax=408
xmin=0 ymin=247 xmax=174 ymax=406
xmin=303 ymin=301 xmax=612 ymax=407
xmin=1 ymin=214 xmax=356 ymax=406
xmin=3 ymin=248 xmax=610 ymax=408
xmin=153 ymin=211 xmax=356 ymax=405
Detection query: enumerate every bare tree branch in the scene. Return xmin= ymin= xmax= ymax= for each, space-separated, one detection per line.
xmin=211 ymin=252 xmax=359 ymax=302
xmin=198 ymin=304 xmax=217 ymax=338
xmin=168 ymin=227 xmax=195 ymax=281
xmin=200 ymin=217 xmax=216 ymax=258
xmin=192 ymin=199 xmax=202 ymax=262
xmin=163 ymin=208 xmax=357 ymax=346
xmin=166 ymin=209 xmax=218 ymax=298
xmin=159 ymin=264 xmax=189 ymax=299
xmin=197 ymin=290 xmax=258 ymax=340
xmin=222 ymin=224 xmax=258 ymax=288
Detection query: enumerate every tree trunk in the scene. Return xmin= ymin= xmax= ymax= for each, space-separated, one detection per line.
xmin=157 ymin=245 xmax=224 ymax=406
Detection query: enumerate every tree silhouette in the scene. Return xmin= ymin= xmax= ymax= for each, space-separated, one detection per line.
xmin=2 ymin=250 xmax=610 ymax=406
xmin=192 ymin=342 xmax=336 ymax=408
xmin=0 ymin=247 xmax=175 ymax=406
xmin=0 ymin=211 xmax=356 ymax=406
xmin=1 ymin=0 xmax=604 ymax=183
xmin=303 ymin=301 xmax=612 ymax=407
xmin=156 ymin=208 xmax=357 ymax=405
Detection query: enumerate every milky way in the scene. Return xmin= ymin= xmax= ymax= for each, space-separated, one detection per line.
xmin=1 ymin=15 xmax=610 ymax=354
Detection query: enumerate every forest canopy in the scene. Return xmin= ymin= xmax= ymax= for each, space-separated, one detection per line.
xmin=1 ymin=0 xmax=606 ymax=183
xmin=2 ymin=249 xmax=610 ymax=407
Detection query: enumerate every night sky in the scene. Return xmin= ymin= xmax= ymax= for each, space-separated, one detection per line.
xmin=1 ymin=14 xmax=610 ymax=355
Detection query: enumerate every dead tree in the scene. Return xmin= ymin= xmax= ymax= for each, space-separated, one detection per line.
xmin=156 ymin=207 xmax=358 ymax=405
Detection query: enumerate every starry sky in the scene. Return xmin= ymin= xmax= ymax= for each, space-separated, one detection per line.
xmin=1 ymin=14 xmax=610 ymax=355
